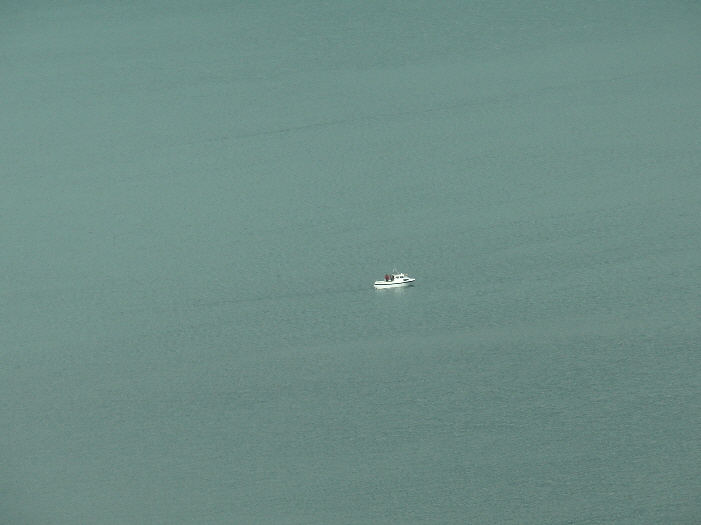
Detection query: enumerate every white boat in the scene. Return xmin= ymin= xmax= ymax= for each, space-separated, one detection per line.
xmin=374 ymin=270 xmax=415 ymax=289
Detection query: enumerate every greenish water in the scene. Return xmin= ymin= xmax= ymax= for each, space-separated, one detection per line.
xmin=2 ymin=2 xmax=700 ymax=523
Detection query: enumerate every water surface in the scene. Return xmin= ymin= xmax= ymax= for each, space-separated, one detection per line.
xmin=2 ymin=2 xmax=700 ymax=523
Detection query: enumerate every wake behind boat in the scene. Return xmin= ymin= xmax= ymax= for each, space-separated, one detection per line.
xmin=374 ymin=270 xmax=415 ymax=289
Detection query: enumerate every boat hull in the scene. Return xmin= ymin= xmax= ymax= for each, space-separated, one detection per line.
xmin=374 ymin=279 xmax=415 ymax=289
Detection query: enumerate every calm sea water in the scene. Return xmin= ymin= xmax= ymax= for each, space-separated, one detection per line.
xmin=2 ymin=2 xmax=700 ymax=523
